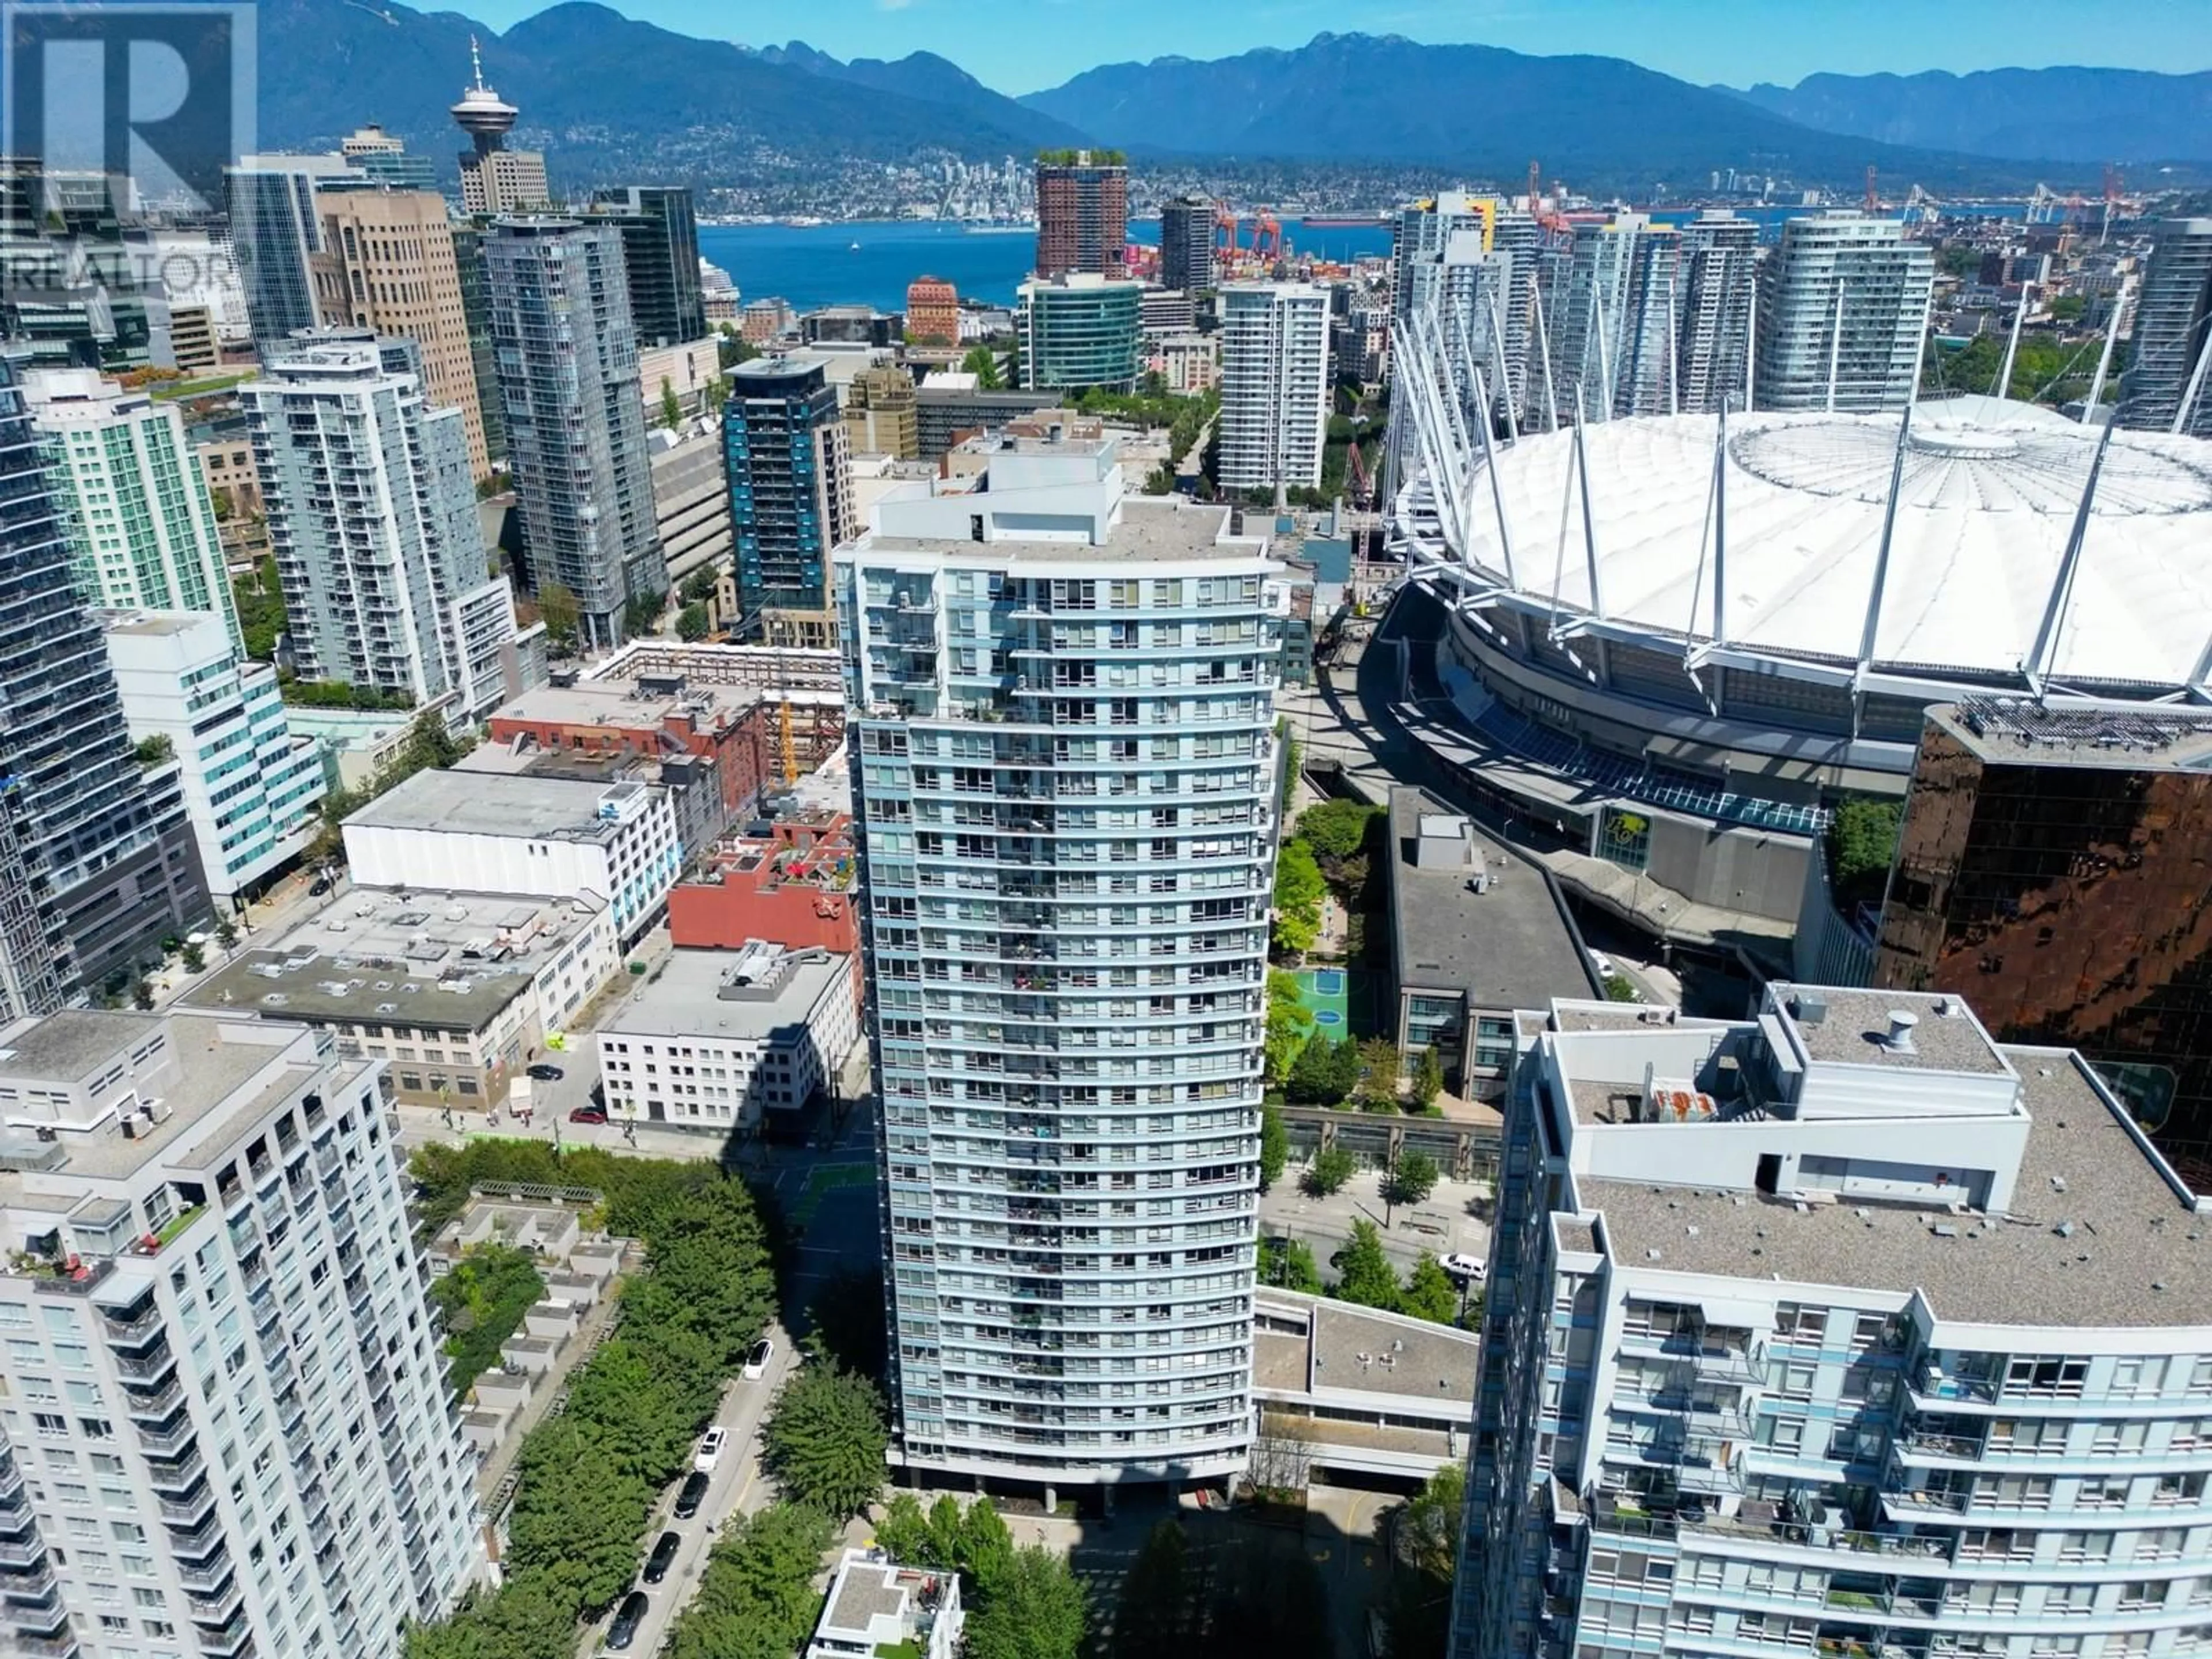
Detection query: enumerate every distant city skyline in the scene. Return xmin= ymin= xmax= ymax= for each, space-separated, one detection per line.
xmin=449 ymin=0 xmax=2212 ymax=99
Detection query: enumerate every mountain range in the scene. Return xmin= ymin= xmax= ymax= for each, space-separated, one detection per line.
xmin=250 ymin=0 xmax=1071 ymax=177
xmin=241 ymin=0 xmax=2195 ymax=191
xmin=1726 ymin=69 xmax=2212 ymax=165
xmin=1015 ymin=33 xmax=2008 ymax=187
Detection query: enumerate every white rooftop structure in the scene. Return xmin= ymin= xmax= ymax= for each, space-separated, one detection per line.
xmin=866 ymin=426 xmax=1126 ymax=544
xmin=806 ymin=1548 xmax=963 ymax=1659
xmin=1404 ymin=392 xmax=2212 ymax=694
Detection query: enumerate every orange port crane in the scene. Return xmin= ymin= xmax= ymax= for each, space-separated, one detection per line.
xmin=1214 ymin=204 xmax=1241 ymax=255
xmin=1525 ymin=160 xmax=1570 ymax=235
xmin=1252 ymin=210 xmax=1283 ymax=262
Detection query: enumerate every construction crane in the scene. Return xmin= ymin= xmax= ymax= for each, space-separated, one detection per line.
xmin=1863 ymin=165 xmax=1879 ymax=214
xmin=1214 ymin=204 xmax=1241 ymax=257
xmin=1252 ymin=210 xmax=1283 ymax=263
xmin=1525 ymin=159 xmax=1571 ymax=240
xmin=1344 ymin=434 xmax=1379 ymax=560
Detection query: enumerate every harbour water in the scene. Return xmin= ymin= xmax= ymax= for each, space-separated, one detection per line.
xmin=698 ymin=204 xmax=2025 ymax=316
xmin=696 ymin=218 xmax=1395 ymax=313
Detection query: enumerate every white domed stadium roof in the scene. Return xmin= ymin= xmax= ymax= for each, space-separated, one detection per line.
xmin=1456 ymin=396 xmax=2212 ymax=691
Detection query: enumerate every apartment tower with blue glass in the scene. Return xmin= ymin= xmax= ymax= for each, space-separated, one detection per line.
xmin=723 ymin=354 xmax=858 ymax=649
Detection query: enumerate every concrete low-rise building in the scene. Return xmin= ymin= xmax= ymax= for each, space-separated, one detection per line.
xmin=1384 ymin=785 xmax=1599 ymax=1100
xmin=101 ymin=609 xmax=325 ymax=901
xmin=182 ymin=888 xmax=620 ymax=1107
xmin=1253 ymin=1289 xmax=1481 ymax=1484
xmin=596 ymin=941 xmax=860 ymax=1132
xmin=343 ymin=768 xmax=682 ymax=946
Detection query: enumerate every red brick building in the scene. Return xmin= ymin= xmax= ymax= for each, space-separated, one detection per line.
xmin=904 ymin=275 xmax=960 ymax=346
xmin=1035 ymin=153 xmax=1128 ymax=278
xmin=484 ymin=671 xmax=844 ymax=825
xmin=668 ymin=811 xmax=860 ymax=987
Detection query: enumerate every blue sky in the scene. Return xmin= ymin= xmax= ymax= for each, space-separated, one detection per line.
xmin=457 ymin=0 xmax=2212 ymax=94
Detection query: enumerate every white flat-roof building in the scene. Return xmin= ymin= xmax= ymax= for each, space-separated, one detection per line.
xmin=181 ymin=887 xmax=620 ymax=1108
xmin=101 ymin=610 xmax=324 ymax=900
xmin=807 ymin=1547 xmax=963 ymax=1659
xmin=1455 ymin=983 xmax=2212 ymax=1659
xmin=596 ymin=941 xmax=858 ymax=1131
xmin=0 ymin=1009 xmax=485 ymax=1658
xmin=342 ymin=768 xmax=681 ymax=947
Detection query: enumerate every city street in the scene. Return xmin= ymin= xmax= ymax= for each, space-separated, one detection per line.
xmin=577 ymin=1327 xmax=799 ymax=1658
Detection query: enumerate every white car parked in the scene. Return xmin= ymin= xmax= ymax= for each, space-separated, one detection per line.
xmin=1438 ymin=1252 xmax=1487 ymax=1282
xmin=693 ymin=1426 xmax=727 ymax=1472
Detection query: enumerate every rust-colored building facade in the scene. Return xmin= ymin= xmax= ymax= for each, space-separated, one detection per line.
xmin=1874 ymin=699 xmax=2212 ymax=1181
xmin=1034 ymin=153 xmax=1128 ymax=279
xmin=904 ymin=276 xmax=960 ymax=346
xmin=485 ymin=672 xmax=777 ymax=824
xmin=668 ymin=812 xmax=861 ymax=995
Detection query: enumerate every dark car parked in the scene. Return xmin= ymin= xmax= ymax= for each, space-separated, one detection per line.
xmin=606 ymin=1590 xmax=649 ymax=1651
xmin=673 ymin=1469 xmax=709 ymax=1521
xmin=643 ymin=1530 xmax=680 ymax=1585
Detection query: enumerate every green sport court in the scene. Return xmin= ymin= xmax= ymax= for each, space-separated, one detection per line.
xmin=1291 ymin=966 xmax=1380 ymax=1036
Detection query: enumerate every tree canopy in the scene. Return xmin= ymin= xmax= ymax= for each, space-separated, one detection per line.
xmin=662 ymin=1502 xmax=836 ymax=1659
xmin=1286 ymin=1033 xmax=1359 ymax=1106
xmin=1258 ymin=1104 xmax=1289 ymax=1192
xmin=431 ymin=1243 xmax=544 ymax=1396
xmin=1259 ymin=1234 xmax=1324 ymax=1294
xmin=762 ymin=1362 xmax=890 ymax=1517
xmin=1264 ymin=969 xmax=1315 ymax=1085
xmin=1388 ymin=1464 xmax=1465 ymax=1659
xmin=1385 ymin=1150 xmax=1440 ymax=1210
xmin=1296 ymin=798 xmax=1380 ymax=861
xmin=964 ymin=1545 xmax=1088 ymax=1659
xmin=1272 ymin=839 xmax=1324 ymax=957
xmin=536 ymin=580 xmax=581 ymax=650
xmin=1399 ymin=1255 xmax=1464 ymax=1325
xmin=1827 ymin=795 xmax=1905 ymax=910
xmin=1331 ymin=1219 xmax=1402 ymax=1311
xmin=1112 ymin=1520 xmax=1195 ymax=1659
xmin=1302 ymin=1143 xmax=1356 ymax=1196
xmin=404 ymin=1141 xmax=778 ymax=1659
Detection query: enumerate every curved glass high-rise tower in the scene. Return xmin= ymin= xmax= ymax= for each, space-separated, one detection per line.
xmin=838 ymin=433 xmax=1282 ymax=1491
